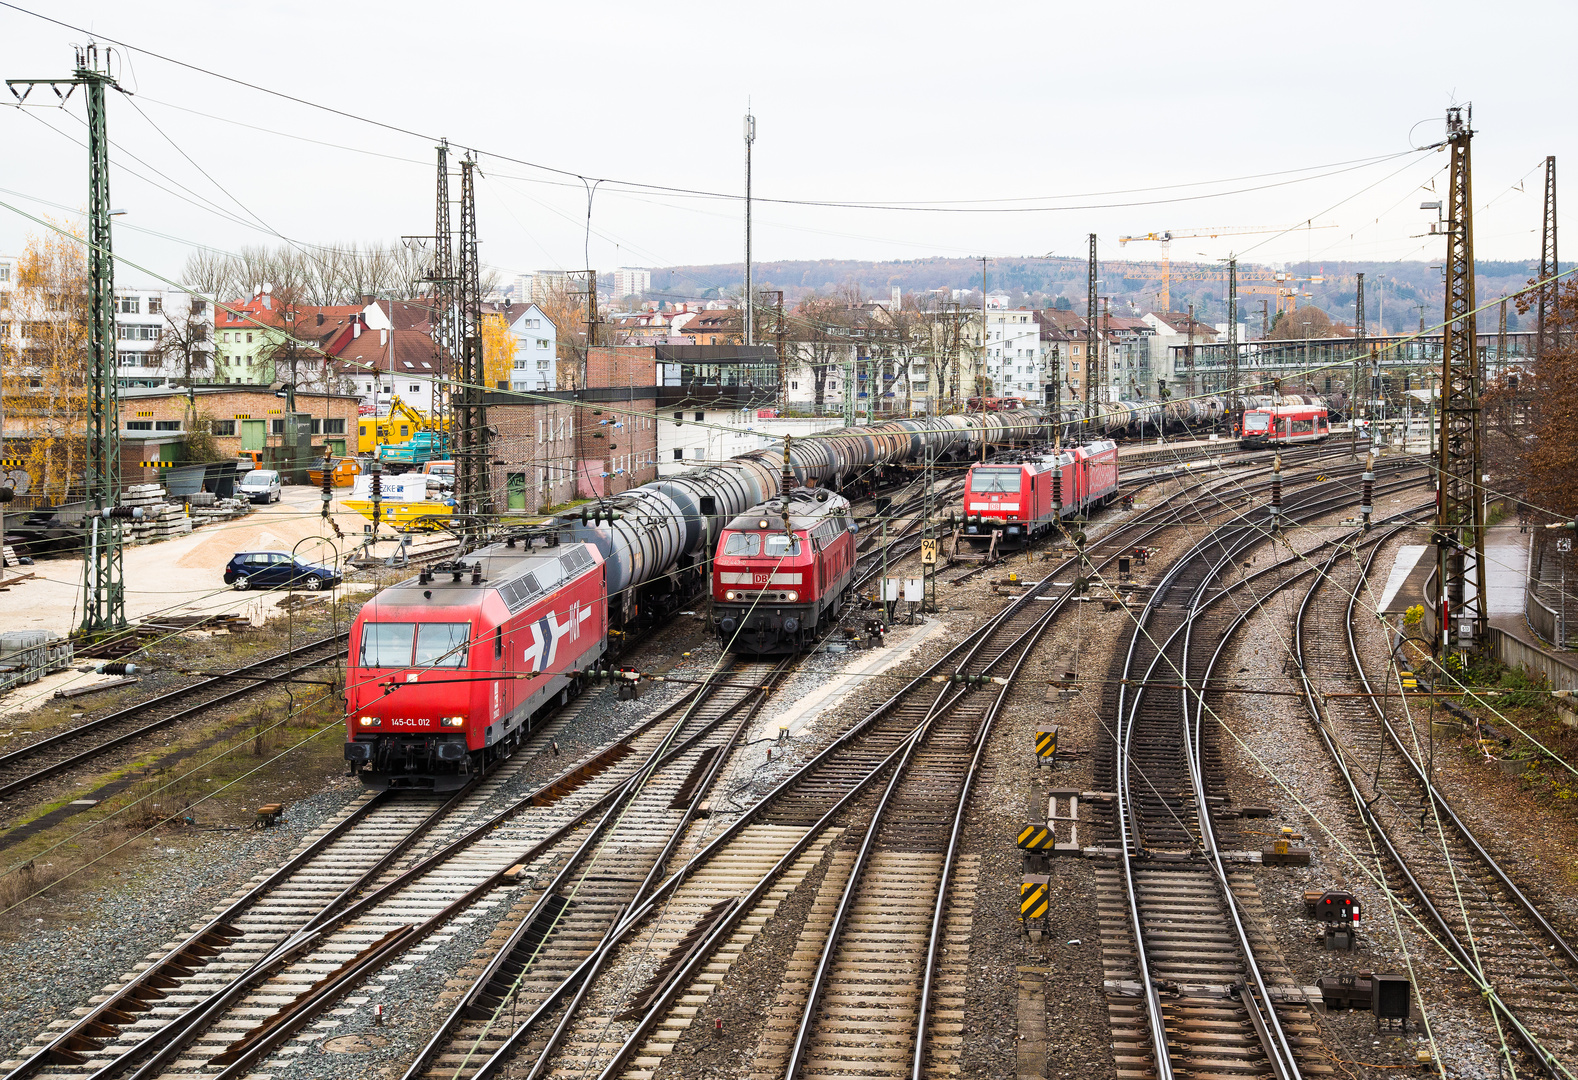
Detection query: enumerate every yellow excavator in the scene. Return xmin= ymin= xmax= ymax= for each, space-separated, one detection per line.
xmin=356 ymin=395 xmax=435 ymax=454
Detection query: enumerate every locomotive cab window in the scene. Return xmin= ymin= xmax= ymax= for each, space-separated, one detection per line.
xmin=722 ymin=532 xmax=762 ymax=556
xmin=764 ymin=534 xmax=801 ymax=557
xmin=359 ymin=622 xmax=469 ymax=668
xmin=359 ymin=623 xmax=416 ymax=668
xmin=1243 ymin=413 xmax=1270 ymax=432
xmin=415 ymin=623 xmax=470 ymax=667
xmin=970 ymin=468 xmax=1022 ymax=493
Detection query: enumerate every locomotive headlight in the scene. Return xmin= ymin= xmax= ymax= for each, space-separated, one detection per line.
xmin=784 ymin=591 xmax=798 ymax=601
xmin=358 ymin=716 xmax=379 ymax=727
xmin=725 ymin=590 xmax=737 ymax=601
xmin=440 ymin=716 xmax=465 ymax=727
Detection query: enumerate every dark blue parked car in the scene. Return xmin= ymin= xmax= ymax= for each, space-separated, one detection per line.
xmin=223 ymin=551 xmax=342 ymax=591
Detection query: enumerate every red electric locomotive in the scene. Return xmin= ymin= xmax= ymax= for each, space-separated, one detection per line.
xmin=1240 ymin=403 xmax=1330 ymax=447
xmin=958 ymin=439 xmax=1119 ymax=548
xmin=712 ymin=486 xmax=858 ymax=653
xmin=343 ymin=542 xmax=607 ymax=790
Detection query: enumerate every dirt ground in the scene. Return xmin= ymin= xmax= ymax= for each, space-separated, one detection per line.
xmin=0 ymin=484 xmax=450 ymax=638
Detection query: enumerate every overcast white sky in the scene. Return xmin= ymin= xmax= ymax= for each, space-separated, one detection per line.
xmin=1 ymin=0 xmax=1573 ymax=292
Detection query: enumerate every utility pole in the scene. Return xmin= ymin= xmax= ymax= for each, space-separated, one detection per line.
xmin=1226 ymin=257 xmax=1239 ymax=419
xmin=454 ymin=154 xmax=493 ymax=535
xmin=1185 ymin=302 xmax=1196 ymax=401
xmin=1538 ymin=155 xmax=1558 ymax=362
xmin=744 ymin=110 xmax=756 ymax=347
xmin=1085 ymin=234 xmax=1098 ymax=423
xmin=1351 ymin=273 xmax=1365 ymax=458
xmin=1260 ymin=298 xmax=1269 ymax=340
xmin=10 ymin=46 xmax=127 ymax=635
xmin=1437 ymin=105 xmax=1488 ymax=652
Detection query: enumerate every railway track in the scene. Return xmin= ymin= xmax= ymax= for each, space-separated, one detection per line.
xmin=392 ymin=654 xmax=795 ymax=1080
xmin=1293 ymin=535 xmax=1578 ymax=1075
xmin=0 ymin=632 xmax=348 ymax=810
xmin=514 ymin=455 xmax=1394 ymax=1080
xmin=0 ymin=668 xmax=758 ymax=1080
xmin=1094 ymin=464 xmax=1433 ymax=1080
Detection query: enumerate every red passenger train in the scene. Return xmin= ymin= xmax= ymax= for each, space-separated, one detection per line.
xmin=343 ymin=542 xmax=607 ymax=790
xmin=958 ymin=440 xmax=1119 ymax=548
xmin=1240 ymin=403 xmax=1330 ymax=447
xmin=712 ymin=487 xmax=858 ymax=654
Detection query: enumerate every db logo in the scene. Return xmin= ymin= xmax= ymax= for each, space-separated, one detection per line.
xmin=753 ymin=573 xmax=770 ymax=585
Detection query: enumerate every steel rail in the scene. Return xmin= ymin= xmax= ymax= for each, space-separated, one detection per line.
xmin=1293 ymin=540 xmax=1571 ymax=1078
xmin=102 ymin=778 xmax=491 ymax=1080
xmin=206 ymin=658 xmax=782 ymax=1080
xmin=782 ymin=581 xmax=1061 ymax=1078
xmin=0 ymin=632 xmax=347 ymax=803
xmin=0 ymin=782 xmax=389 ymax=1080
xmin=592 ymin=464 xmax=1314 ymax=1080
xmin=493 ymin=658 xmax=793 ymax=1080
xmin=70 ymin=673 xmax=730 ymax=1080
xmin=1109 ymin=472 xmax=1429 ymax=1079
xmin=1176 ymin=507 xmax=1436 ymax=1080
xmin=1340 ymin=540 xmax=1574 ymax=1074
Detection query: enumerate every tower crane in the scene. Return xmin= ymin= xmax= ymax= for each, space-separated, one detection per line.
xmin=1118 ymin=224 xmax=1333 ymax=311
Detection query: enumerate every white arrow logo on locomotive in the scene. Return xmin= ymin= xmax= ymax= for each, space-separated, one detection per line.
xmin=522 ymin=602 xmax=591 ymax=673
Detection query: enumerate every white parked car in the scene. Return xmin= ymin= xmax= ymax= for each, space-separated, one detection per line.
xmin=238 ymin=469 xmax=282 ymax=504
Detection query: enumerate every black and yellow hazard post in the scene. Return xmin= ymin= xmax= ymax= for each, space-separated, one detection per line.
xmin=1018 ymin=819 xmax=1056 ymax=875
xmin=1399 ymin=669 xmax=1418 ymax=691
xmin=1017 ymin=821 xmax=1055 ymax=853
xmin=1033 ymin=727 xmax=1059 ymax=767
xmin=1020 ymin=874 xmax=1050 ymax=940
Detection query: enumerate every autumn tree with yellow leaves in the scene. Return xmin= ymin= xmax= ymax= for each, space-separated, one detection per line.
xmin=481 ymin=312 xmax=517 ymax=390
xmin=0 ymin=225 xmax=91 ymax=505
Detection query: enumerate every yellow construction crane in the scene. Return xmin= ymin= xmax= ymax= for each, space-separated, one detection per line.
xmin=1117 ymin=225 xmax=1333 ymax=311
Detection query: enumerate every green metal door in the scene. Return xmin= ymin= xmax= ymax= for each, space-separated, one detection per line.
xmin=506 ymin=472 xmax=527 ymax=511
xmin=241 ymin=420 xmax=266 ymax=451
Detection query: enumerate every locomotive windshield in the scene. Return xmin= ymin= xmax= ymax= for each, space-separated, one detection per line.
xmin=970 ymin=468 xmax=1022 ymax=493
xmin=1242 ymin=412 xmax=1270 ymax=431
xmin=721 ymin=531 xmax=801 ymax=557
xmin=359 ymin=622 xmax=470 ymax=668
xmin=722 ymin=532 xmax=762 ymax=556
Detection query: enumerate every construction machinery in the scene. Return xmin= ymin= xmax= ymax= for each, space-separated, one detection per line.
xmin=1117 ymin=225 xmax=1334 ymax=311
xmin=356 ymin=395 xmax=439 ymax=454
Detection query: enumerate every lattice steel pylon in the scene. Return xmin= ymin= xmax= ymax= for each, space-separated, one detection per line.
xmin=454 ymin=154 xmax=493 ymax=534
xmin=1538 ymin=155 xmax=1558 ymax=361
xmin=1436 ymin=105 xmax=1488 ymax=651
xmin=1226 ymin=257 xmax=1239 ymax=412
xmin=1351 ymin=273 xmax=1364 ymax=459
xmin=428 ymin=140 xmax=457 ymax=434
xmin=1085 ymin=233 xmax=1097 ymax=418
xmin=9 ymin=46 xmax=125 ymax=635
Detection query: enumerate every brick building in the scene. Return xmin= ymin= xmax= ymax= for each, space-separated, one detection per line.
xmin=118 ymin=386 xmax=361 ymax=474
xmin=573 ymin=394 xmax=657 ymax=498
xmin=585 ymin=345 xmax=658 ymax=389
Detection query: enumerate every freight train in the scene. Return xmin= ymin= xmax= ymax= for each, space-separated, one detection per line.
xmin=955 ymin=439 xmax=1120 ymax=549
xmin=340 ymin=396 xmax=1313 ymax=788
